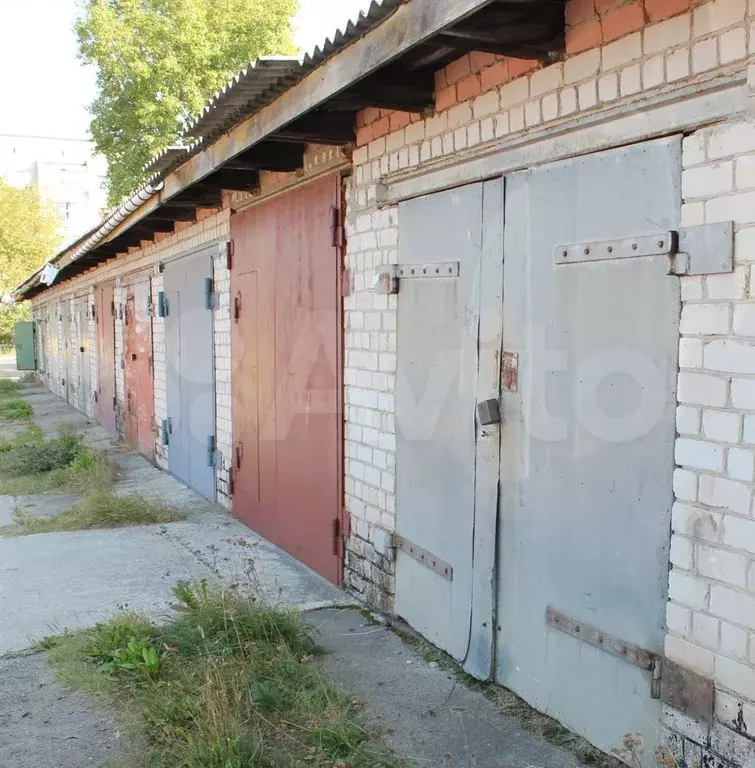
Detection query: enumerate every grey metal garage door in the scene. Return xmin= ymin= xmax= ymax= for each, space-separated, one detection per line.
xmin=164 ymin=248 xmax=216 ymax=501
xmin=496 ymin=136 xmax=681 ymax=753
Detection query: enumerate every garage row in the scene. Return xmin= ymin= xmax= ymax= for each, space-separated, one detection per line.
xmin=13 ymin=0 xmax=755 ymax=763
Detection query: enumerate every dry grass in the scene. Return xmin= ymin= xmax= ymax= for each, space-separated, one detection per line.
xmin=45 ymin=582 xmax=406 ymax=768
xmin=13 ymin=490 xmax=185 ymax=534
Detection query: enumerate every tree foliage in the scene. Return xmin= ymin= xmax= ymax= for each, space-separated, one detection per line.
xmin=0 ymin=181 xmax=61 ymax=347
xmin=76 ymin=0 xmax=299 ymax=205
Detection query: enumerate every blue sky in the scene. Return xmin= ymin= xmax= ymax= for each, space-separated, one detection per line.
xmin=0 ymin=0 xmax=370 ymax=138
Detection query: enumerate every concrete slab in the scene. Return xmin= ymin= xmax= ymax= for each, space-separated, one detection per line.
xmin=0 ymin=653 xmax=129 ymax=768
xmin=314 ymin=608 xmax=588 ymax=768
xmin=0 ymin=518 xmax=348 ymax=654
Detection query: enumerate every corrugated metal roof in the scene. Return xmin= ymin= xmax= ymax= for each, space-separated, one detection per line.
xmin=182 ymin=0 xmax=404 ymax=143
xmin=143 ymin=146 xmax=191 ymax=176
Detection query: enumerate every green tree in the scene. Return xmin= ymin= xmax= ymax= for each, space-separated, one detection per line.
xmin=0 ymin=181 xmax=61 ymax=347
xmin=76 ymin=0 xmax=299 ymax=205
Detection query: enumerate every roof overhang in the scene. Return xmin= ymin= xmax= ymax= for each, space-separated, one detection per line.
xmin=17 ymin=0 xmax=565 ymax=300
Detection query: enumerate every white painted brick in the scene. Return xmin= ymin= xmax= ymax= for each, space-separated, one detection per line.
xmin=732 ymin=377 xmax=755 ymax=409
xmin=524 ymin=100 xmax=542 ymax=127
xmin=715 ymin=654 xmax=755 ymax=699
xmin=722 ymin=515 xmax=755 ymax=554
xmin=620 ymin=64 xmax=641 ymax=96
xmin=683 ymin=133 xmax=707 ymax=167
xmin=510 ymin=106 xmax=525 ymax=133
xmin=665 ymin=634 xmax=715 ymax=675
xmin=675 ymin=437 xmax=725 ymax=471
xmin=598 ymin=73 xmax=618 ymax=102
xmin=728 ymin=446 xmax=755 ymax=480
xmin=529 ymin=64 xmax=562 ymax=97
xmin=693 ymin=611 xmax=720 ymax=648
xmin=678 ymin=371 xmax=729 ymax=406
xmin=704 ymin=339 xmax=755 ymax=374
xmin=666 ymin=47 xmax=691 ymax=81
xmin=733 ymin=304 xmax=755 ymax=336
xmin=708 ymin=122 xmax=755 ymax=160
xmin=707 ymin=190 xmax=755 ymax=224
xmin=719 ymin=26 xmax=747 ymax=62
xmin=702 ymin=409 xmax=740 ymax=442
xmin=405 ymin=121 xmax=425 ymax=145
xmin=448 ymin=103 xmax=472 ymax=129
xmin=743 ymin=414 xmax=755 ymax=443
xmin=642 ymin=55 xmax=665 ymax=90
xmin=711 ymin=584 xmax=755 ymax=629
xmin=681 ymin=275 xmax=705 ymax=300
xmin=697 ymin=543 xmax=749 ymax=587
xmin=602 ymin=32 xmax=642 ymax=70
xmin=680 ymin=303 xmax=731 ymax=334
xmin=674 ymin=468 xmax=699 ymax=501
xmin=499 ymin=78 xmax=529 ymax=107
xmin=736 ymin=155 xmax=755 ymax=191
xmin=720 ymin=621 xmax=749 ymax=658
xmin=495 ymin=113 xmax=510 ymax=138
xmin=564 ymin=49 xmax=600 ymax=84
xmin=699 ymin=473 xmax=752 ymax=514
xmin=667 ymin=602 xmax=693 ymax=636
xmin=680 ymin=337 xmax=704 ymax=367
xmin=480 ymin=118 xmax=494 ymax=143
xmin=682 ymin=201 xmax=706 ymax=226
xmin=708 ymin=269 xmax=747 ymax=300
xmin=472 ymin=90 xmax=499 ymax=119
xmin=671 ymin=534 xmax=695 ymax=569
xmin=693 ymin=0 xmax=746 ymax=36
xmin=678 ymin=405 xmax=702 ymax=434
xmin=644 ymin=14 xmax=691 ymax=54
xmin=669 ymin=569 xmax=711 ymax=610
xmin=577 ymin=80 xmax=597 ymax=110
xmin=671 ymin=502 xmax=724 ymax=544
xmin=682 ymin=162 xmax=734 ymax=198
xmin=559 ymin=86 xmax=577 ymax=116
xmin=542 ymin=93 xmax=559 ymax=122
xmin=692 ymin=37 xmax=719 ymax=73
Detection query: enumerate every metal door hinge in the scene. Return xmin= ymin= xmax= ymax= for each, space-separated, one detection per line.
xmin=146 ymin=295 xmax=153 ymax=317
xmin=112 ymin=396 xmax=117 ymax=409
xmin=226 ymin=240 xmax=234 ymax=271
xmin=204 ymin=277 xmax=217 ymax=310
xmin=555 ymin=223 xmax=733 ymax=276
xmin=329 ymin=205 xmax=342 ymax=248
xmin=160 ymin=419 xmax=169 ymax=446
xmin=233 ymin=292 xmax=242 ymax=323
xmin=157 ymin=291 xmax=167 ymax=318
xmin=333 ymin=518 xmax=342 ymax=556
xmin=341 ymin=267 xmax=352 ymax=297
xmin=110 ymin=300 xmax=116 ymax=318
xmin=207 ymin=435 xmax=216 ymax=467
xmin=391 ymin=533 xmax=453 ymax=581
xmin=546 ymin=607 xmax=713 ymax=723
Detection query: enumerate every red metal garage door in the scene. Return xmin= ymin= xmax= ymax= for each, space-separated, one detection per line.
xmin=231 ymin=174 xmax=344 ymax=584
xmin=124 ymin=277 xmax=155 ymax=463
xmin=95 ymin=281 xmax=117 ymax=433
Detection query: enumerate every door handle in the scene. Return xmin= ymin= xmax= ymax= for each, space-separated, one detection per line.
xmin=235 ymin=442 xmax=243 ymax=469
xmin=477 ymin=399 xmax=501 ymax=426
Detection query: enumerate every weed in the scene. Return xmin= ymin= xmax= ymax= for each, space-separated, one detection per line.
xmin=0 ymin=379 xmax=18 ymax=396
xmin=0 ymin=397 xmax=33 ymax=421
xmin=19 ymin=372 xmax=37 ymax=384
xmin=47 ymin=582 xmax=407 ymax=768
xmin=0 ymin=424 xmax=42 ymax=453
xmin=0 ymin=424 xmax=82 ymax=476
xmin=12 ymin=490 xmax=184 ymax=534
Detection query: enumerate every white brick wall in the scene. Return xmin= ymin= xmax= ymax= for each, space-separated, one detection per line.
xmin=668 ymin=118 xmax=755 ymax=747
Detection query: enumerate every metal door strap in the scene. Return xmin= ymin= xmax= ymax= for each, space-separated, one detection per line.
xmin=392 ymin=534 xmax=453 ymax=581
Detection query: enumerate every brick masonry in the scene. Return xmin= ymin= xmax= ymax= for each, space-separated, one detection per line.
xmin=342 ymin=0 xmax=755 ymax=762
xmin=24 ymin=0 xmax=755 ymax=760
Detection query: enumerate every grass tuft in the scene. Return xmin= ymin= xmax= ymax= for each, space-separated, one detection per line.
xmin=0 ymin=423 xmax=115 ymax=497
xmin=0 ymin=379 xmax=18 ymax=396
xmin=0 ymin=397 xmax=33 ymax=421
xmin=47 ymin=582 xmax=406 ymax=768
xmin=12 ymin=490 xmax=185 ymax=534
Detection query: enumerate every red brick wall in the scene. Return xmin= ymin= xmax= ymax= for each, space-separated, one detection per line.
xmin=354 ymin=0 xmax=699 ymax=147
